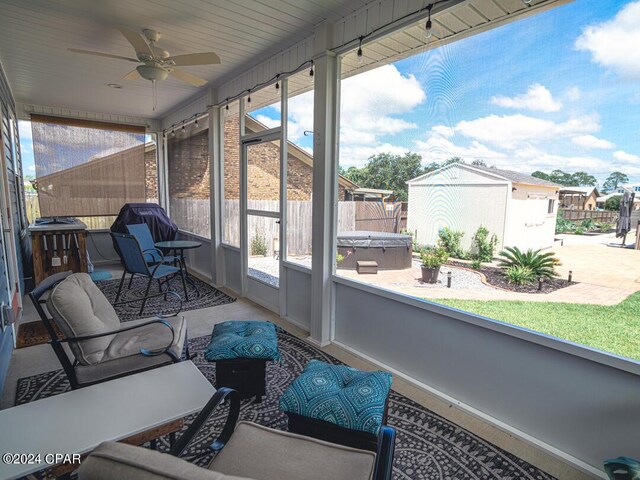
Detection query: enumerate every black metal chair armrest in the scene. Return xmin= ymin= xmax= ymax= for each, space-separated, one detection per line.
xmin=373 ymin=426 xmax=396 ymax=480
xmin=58 ymin=318 xmax=174 ymax=343
xmin=112 ymin=290 xmax=184 ymax=318
xmin=170 ymin=388 xmax=241 ymax=458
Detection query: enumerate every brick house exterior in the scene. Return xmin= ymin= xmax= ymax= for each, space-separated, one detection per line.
xmin=170 ymin=115 xmax=357 ymax=202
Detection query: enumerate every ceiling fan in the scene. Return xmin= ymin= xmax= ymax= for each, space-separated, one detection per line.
xmin=68 ymin=27 xmax=220 ymax=88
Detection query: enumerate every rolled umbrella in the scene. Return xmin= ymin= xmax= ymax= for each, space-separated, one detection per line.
xmin=616 ymin=191 xmax=634 ymax=244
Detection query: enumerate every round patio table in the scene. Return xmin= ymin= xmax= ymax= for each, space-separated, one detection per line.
xmin=155 ymin=240 xmax=202 ymax=300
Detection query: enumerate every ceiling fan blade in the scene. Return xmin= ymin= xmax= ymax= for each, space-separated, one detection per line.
xmin=168 ymin=52 xmax=221 ymax=66
xmin=67 ymin=48 xmax=138 ymax=62
xmin=122 ymin=69 xmax=141 ymax=80
xmin=169 ymin=68 xmax=208 ymax=87
xmin=118 ymin=27 xmax=153 ymax=57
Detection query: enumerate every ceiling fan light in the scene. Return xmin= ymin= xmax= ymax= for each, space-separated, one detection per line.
xmin=136 ymin=64 xmax=169 ymax=82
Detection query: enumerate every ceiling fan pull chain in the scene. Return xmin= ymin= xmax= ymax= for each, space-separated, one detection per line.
xmin=152 ymin=80 xmax=157 ymax=111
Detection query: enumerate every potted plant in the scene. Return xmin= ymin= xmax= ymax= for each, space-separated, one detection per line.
xmin=420 ymin=246 xmax=449 ymax=283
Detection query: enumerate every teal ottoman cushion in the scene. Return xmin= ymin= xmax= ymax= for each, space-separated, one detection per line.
xmin=204 ymin=321 xmax=279 ymax=361
xmin=279 ymin=360 xmax=392 ymax=435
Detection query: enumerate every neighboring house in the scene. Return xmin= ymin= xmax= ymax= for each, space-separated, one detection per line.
xmin=596 ymin=190 xmax=640 ymax=211
xmin=221 ymin=115 xmax=358 ymax=202
xmin=559 ymin=186 xmax=599 ymax=210
xmin=407 ymin=163 xmax=560 ymax=251
xmin=349 ymin=188 xmax=395 ymax=202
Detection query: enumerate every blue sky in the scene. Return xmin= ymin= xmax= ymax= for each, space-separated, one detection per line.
xmin=21 ymin=0 xmax=640 ymax=187
xmin=255 ymin=0 xmax=640 ymax=186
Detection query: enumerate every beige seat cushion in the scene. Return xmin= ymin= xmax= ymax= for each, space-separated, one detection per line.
xmin=47 ymin=273 xmax=120 ymax=365
xmin=103 ymin=315 xmax=187 ymax=362
xmin=78 ymin=441 xmax=253 ymax=480
xmin=210 ymin=422 xmax=376 ymax=480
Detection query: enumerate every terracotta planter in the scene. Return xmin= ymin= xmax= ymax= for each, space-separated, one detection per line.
xmin=421 ymin=266 xmax=441 ymax=283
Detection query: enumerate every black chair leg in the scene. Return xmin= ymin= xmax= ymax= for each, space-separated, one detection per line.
xmin=115 ymin=271 xmax=127 ymax=302
xmin=139 ymin=277 xmax=154 ymax=315
xmin=179 ymin=263 xmax=189 ymax=302
xmin=128 ymin=273 xmax=135 ymax=289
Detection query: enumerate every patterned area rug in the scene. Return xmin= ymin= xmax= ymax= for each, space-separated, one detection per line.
xmin=16 ymin=328 xmax=555 ymax=480
xmin=16 ymin=276 xmax=236 ymax=348
xmin=97 ymin=275 xmax=236 ymax=321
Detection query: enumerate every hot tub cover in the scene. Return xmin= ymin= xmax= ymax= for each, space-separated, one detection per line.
xmin=337 ymin=231 xmax=412 ymax=249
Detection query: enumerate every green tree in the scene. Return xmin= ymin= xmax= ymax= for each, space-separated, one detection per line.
xmin=548 ymin=169 xmax=574 ymax=186
xmin=604 ymin=195 xmax=622 ymax=211
xmin=342 ymin=152 xmax=426 ymax=201
xmin=442 ymin=156 xmax=465 ymax=167
xmin=532 ymin=171 xmax=551 ymax=181
xmin=602 ymin=172 xmax=629 ymax=193
xmin=471 ymin=159 xmax=487 ymax=167
xmin=569 ymin=171 xmax=598 ymax=187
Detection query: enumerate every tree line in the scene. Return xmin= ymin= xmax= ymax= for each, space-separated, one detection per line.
xmin=339 ymin=153 xmax=486 ymax=201
xmin=340 ymin=152 xmax=631 ymax=202
xmin=531 ymin=170 xmax=629 ymax=192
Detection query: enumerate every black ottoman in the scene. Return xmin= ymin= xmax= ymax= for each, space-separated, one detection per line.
xmin=204 ymin=321 xmax=279 ymax=402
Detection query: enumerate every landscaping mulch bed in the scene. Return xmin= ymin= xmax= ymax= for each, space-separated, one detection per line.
xmin=447 ymin=260 xmax=574 ymax=294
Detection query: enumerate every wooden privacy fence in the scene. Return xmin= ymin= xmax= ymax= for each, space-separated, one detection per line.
xmin=560 ymin=209 xmax=618 ymax=223
xmin=222 ymin=200 xmax=403 ymax=256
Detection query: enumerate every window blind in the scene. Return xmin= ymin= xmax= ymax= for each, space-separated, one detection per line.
xmin=30 ymin=115 xmax=149 ymax=217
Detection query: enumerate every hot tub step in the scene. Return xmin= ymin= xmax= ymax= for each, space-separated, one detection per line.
xmin=356 ymin=260 xmax=378 ymax=274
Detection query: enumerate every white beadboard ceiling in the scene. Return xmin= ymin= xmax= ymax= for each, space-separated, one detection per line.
xmin=0 ymin=0 xmax=375 ymax=119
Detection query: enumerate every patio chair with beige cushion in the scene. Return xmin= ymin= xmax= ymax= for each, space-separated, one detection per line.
xmin=78 ymin=388 xmax=396 ymax=480
xmin=29 ymin=271 xmax=188 ymax=390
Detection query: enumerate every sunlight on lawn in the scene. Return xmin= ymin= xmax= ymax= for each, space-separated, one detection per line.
xmin=433 ymin=293 xmax=640 ymax=361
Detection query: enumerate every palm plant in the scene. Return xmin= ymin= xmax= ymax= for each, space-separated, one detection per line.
xmin=498 ymin=246 xmax=560 ymax=279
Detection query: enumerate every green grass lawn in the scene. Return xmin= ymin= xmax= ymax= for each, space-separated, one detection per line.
xmin=432 ymin=293 xmax=640 ymax=361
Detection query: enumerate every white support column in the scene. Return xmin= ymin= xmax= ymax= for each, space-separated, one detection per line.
xmin=310 ymin=22 xmax=338 ymax=346
xmin=157 ymin=132 xmax=169 ymax=211
xmin=209 ymin=105 xmax=223 ymax=286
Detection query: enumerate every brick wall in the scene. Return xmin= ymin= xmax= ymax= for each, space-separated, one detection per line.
xmin=167 ymin=129 xmax=210 ymax=199
xmin=167 ymin=117 xmax=348 ymax=202
xmin=222 ymin=116 xmax=347 ymax=201
xmin=144 ymin=147 xmax=158 ymax=200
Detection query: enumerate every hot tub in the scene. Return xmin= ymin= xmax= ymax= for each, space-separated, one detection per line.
xmin=337 ymin=231 xmax=413 ymax=270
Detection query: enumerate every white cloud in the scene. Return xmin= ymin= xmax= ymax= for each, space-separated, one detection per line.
xmin=439 ymin=113 xmax=600 ymax=150
xmin=254 ymin=114 xmax=280 ymax=129
xmin=340 ymin=143 xmax=410 ymax=168
xmin=575 ymin=1 xmax=640 ymax=79
xmin=339 ymin=65 xmax=426 ymax=166
xmin=413 ymin=137 xmax=506 ymax=165
xmin=571 ymin=135 xmax=615 ymax=150
xmin=490 ymin=84 xmax=562 ymax=112
xmin=613 ymin=150 xmax=640 ymax=162
xmin=565 ymin=86 xmax=582 ymax=101
xmin=281 ymin=65 xmax=426 ymax=167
